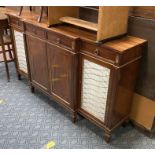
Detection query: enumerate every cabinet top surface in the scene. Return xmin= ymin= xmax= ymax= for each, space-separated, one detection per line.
xmin=104 ymin=36 xmax=147 ymax=52
xmin=0 ymin=13 xmax=7 ymax=20
xmin=0 ymin=7 xmax=147 ymax=53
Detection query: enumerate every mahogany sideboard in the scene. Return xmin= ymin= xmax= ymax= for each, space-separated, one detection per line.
xmin=1 ymin=8 xmax=147 ymax=142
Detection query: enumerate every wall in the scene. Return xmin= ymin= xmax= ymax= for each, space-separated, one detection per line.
xmin=129 ymin=6 xmax=155 ymax=132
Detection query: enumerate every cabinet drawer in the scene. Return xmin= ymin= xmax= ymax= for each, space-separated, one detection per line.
xmin=81 ymin=42 xmax=118 ymax=64
xmin=9 ymin=16 xmax=24 ymax=30
xmin=47 ymin=31 xmax=78 ymax=52
xmin=25 ymin=23 xmax=46 ymax=39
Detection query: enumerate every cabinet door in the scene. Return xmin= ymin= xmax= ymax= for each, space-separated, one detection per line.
xmin=14 ymin=30 xmax=28 ymax=74
xmin=26 ymin=35 xmax=49 ymax=91
xmin=47 ymin=43 xmax=77 ymax=105
xmin=80 ymin=55 xmax=111 ymax=123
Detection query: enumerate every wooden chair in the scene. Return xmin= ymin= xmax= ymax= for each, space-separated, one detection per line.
xmin=0 ymin=14 xmax=15 ymax=82
xmin=19 ymin=6 xmax=47 ymax=23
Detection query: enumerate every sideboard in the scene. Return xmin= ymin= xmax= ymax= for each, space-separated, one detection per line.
xmin=1 ymin=8 xmax=147 ymax=142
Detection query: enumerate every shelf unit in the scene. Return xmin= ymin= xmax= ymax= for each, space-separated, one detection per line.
xmin=60 ymin=16 xmax=98 ymax=31
xmin=48 ymin=6 xmax=130 ymax=42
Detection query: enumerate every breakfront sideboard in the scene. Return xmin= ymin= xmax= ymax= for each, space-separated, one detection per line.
xmin=1 ymin=7 xmax=147 ymax=142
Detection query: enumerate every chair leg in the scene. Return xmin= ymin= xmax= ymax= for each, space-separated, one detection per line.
xmin=10 ymin=33 xmax=18 ymax=80
xmin=38 ymin=6 xmax=44 ymax=23
xmin=7 ymin=45 xmax=13 ymax=59
xmin=2 ymin=47 xmax=10 ymax=82
xmin=18 ymin=6 xmax=23 ymax=16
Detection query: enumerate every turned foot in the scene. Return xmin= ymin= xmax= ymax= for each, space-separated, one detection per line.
xmin=104 ymin=132 xmax=112 ymax=143
xmin=122 ymin=119 xmax=129 ymax=128
xmin=30 ymin=86 xmax=35 ymax=93
xmin=18 ymin=74 xmax=21 ymax=80
xmin=71 ymin=112 xmax=77 ymax=123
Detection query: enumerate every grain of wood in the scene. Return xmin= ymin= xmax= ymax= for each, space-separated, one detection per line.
xmin=97 ymin=6 xmax=130 ymax=41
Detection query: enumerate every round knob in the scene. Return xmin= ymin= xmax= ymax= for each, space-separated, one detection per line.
xmin=16 ymin=21 xmax=19 ymax=26
xmin=93 ymin=49 xmax=99 ymax=55
xmin=56 ymin=38 xmax=61 ymax=44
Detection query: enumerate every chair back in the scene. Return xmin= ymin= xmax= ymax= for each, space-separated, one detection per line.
xmin=0 ymin=17 xmax=12 ymax=46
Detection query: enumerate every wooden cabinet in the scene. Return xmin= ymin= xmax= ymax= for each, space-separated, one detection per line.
xmin=47 ymin=43 xmax=78 ymax=120
xmin=3 ymin=8 xmax=147 ymax=142
xmin=26 ymin=35 xmax=49 ymax=92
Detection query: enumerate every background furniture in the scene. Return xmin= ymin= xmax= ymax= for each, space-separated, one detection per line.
xmin=0 ymin=13 xmax=15 ymax=81
xmin=48 ymin=6 xmax=130 ymax=42
xmin=129 ymin=6 xmax=155 ymax=137
xmin=18 ymin=6 xmax=47 ymax=23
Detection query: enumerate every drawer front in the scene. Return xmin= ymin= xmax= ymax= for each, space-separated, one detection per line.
xmin=120 ymin=46 xmax=142 ymax=65
xmin=9 ymin=16 xmax=24 ymax=30
xmin=25 ymin=23 xmax=46 ymax=39
xmin=81 ymin=42 xmax=117 ymax=64
xmin=14 ymin=30 xmax=28 ymax=74
xmin=81 ymin=59 xmax=110 ymax=122
xmin=47 ymin=31 xmax=77 ymax=52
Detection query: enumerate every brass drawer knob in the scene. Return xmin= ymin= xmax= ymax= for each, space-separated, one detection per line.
xmin=93 ymin=49 xmax=99 ymax=55
xmin=115 ymin=55 xmax=120 ymax=64
xmin=56 ymin=38 xmax=61 ymax=44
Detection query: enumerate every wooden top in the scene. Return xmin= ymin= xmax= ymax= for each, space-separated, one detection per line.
xmin=59 ymin=16 xmax=98 ymax=31
xmin=0 ymin=12 xmax=8 ymax=20
xmin=104 ymin=36 xmax=147 ymax=52
xmin=0 ymin=7 xmax=147 ymax=52
xmin=50 ymin=25 xmax=147 ymax=52
xmin=0 ymin=7 xmax=48 ymax=28
xmin=50 ymin=24 xmax=97 ymax=42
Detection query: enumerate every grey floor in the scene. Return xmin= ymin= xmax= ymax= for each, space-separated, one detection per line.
xmin=0 ymin=62 xmax=155 ymax=149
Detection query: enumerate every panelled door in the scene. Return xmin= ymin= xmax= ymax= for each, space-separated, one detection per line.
xmin=26 ymin=35 xmax=49 ymax=92
xmin=47 ymin=43 xmax=77 ymax=106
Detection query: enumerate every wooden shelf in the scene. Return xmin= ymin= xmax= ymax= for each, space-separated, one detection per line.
xmin=59 ymin=16 xmax=98 ymax=31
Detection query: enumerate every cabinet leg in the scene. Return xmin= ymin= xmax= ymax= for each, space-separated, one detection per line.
xmin=104 ymin=131 xmax=112 ymax=143
xmin=30 ymin=86 xmax=35 ymax=93
xmin=71 ymin=112 xmax=77 ymax=123
xmin=122 ymin=119 xmax=129 ymax=128
xmin=18 ymin=74 xmax=21 ymax=80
